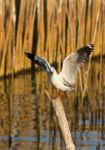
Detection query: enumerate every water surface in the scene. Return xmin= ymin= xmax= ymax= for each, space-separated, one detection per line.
xmin=0 ymin=60 xmax=105 ymax=150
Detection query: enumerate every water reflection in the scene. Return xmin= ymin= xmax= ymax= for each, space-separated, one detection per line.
xmin=0 ymin=60 xmax=105 ymax=150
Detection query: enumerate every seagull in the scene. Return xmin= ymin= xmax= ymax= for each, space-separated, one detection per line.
xmin=25 ymin=44 xmax=94 ymax=97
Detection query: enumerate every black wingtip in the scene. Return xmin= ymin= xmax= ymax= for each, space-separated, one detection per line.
xmin=24 ymin=52 xmax=34 ymax=60
xmin=87 ymin=44 xmax=94 ymax=50
xmin=24 ymin=52 xmax=28 ymax=57
xmin=24 ymin=52 xmax=28 ymax=55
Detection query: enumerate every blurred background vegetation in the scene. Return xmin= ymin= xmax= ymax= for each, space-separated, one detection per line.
xmin=0 ymin=1 xmax=105 ymax=149
xmin=0 ymin=0 xmax=104 ymax=77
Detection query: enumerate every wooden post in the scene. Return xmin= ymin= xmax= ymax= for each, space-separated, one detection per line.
xmin=45 ymin=91 xmax=76 ymax=150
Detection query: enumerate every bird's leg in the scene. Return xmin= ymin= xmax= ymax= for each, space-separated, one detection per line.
xmin=57 ymin=90 xmax=61 ymax=97
xmin=57 ymin=90 xmax=64 ymax=98
xmin=60 ymin=91 xmax=64 ymax=97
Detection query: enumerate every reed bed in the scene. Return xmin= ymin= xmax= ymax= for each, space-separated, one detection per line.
xmin=0 ymin=0 xmax=105 ymax=99
xmin=0 ymin=0 xmax=104 ymax=77
xmin=0 ymin=1 xmax=105 ymax=149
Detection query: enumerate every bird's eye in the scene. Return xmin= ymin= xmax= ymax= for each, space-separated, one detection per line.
xmin=50 ymin=67 xmax=54 ymax=72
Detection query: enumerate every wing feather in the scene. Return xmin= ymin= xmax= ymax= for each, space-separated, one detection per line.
xmin=24 ymin=52 xmax=51 ymax=72
xmin=59 ymin=44 xmax=94 ymax=84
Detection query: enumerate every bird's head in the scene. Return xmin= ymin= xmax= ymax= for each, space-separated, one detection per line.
xmin=50 ymin=66 xmax=56 ymax=73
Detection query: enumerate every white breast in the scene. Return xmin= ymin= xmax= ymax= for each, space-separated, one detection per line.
xmin=49 ymin=70 xmax=71 ymax=91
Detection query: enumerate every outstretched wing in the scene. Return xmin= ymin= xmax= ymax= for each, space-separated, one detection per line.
xmin=24 ymin=52 xmax=51 ymax=72
xmin=59 ymin=44 xmax=94 ymax=84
